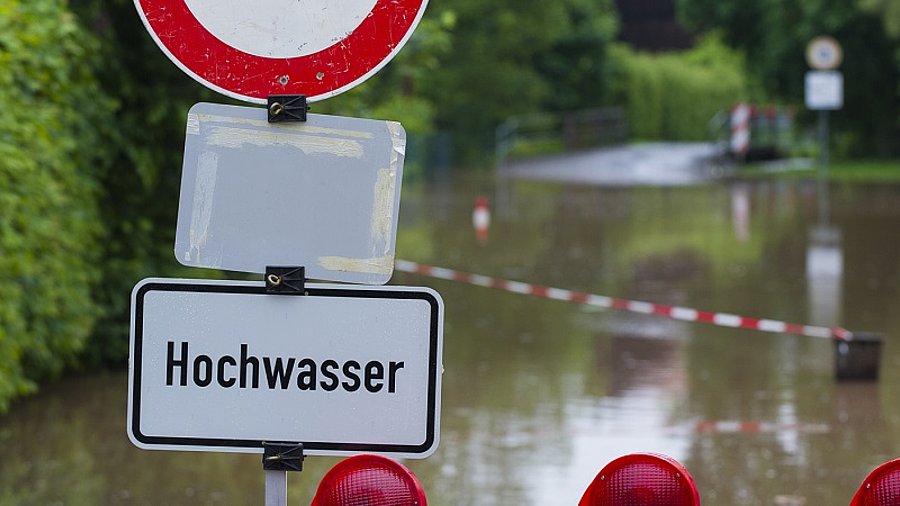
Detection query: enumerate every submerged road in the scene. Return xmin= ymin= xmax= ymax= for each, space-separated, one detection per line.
xmin=499 ymin=142 xmax=722 ymax=186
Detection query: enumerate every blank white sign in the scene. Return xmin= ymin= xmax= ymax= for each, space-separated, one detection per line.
xmin=174 ymin=102 xmax=405 ymax=285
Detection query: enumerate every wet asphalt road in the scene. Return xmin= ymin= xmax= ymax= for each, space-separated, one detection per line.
xmin=499 ymin=142 xmax=722 ymax=186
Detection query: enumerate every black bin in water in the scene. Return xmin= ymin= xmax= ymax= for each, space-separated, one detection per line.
xmin=834 ymin=332 xmax=883 ymax=381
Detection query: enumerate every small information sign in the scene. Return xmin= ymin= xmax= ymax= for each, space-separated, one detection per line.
xmin=805 ymin=71 xmax=844 ymax=111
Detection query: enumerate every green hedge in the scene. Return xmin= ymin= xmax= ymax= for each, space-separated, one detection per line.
xmin=608 ymin=36 xmax=751 ymax=141
xmin=0 ymin=0 xmax=113 ymax=411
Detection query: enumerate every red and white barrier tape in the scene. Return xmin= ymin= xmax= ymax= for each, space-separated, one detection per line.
xmin=695 ymin=420 xmax=830 ymax=434
xmin=394 ymin=260 xmax=853 ymax=341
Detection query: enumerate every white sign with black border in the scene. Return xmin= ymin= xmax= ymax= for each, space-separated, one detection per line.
xmin=127 ymin=278 xmax=443 ymax=458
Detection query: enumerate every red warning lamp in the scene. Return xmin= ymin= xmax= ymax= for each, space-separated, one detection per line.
xmin=851 ymin=458 xmax=900 ymax=505
xmin=311 ymin=454 xmax=427 ymax=506
xmin=579 ymin=453 xmax=700 ymax=506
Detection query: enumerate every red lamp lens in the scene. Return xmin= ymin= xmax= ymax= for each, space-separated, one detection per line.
xmin=312 ymin=454 xmax=427 ymax=506
xmin=580 ymin=453 xmax=700 ymax=506
xmin=852 ymin=459 xmax=900 ymax=506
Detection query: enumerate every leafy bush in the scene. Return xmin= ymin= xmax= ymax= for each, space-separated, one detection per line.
xmin=0 ymin=0 xmax=114 ymax=410
xmin=608 ymin=36 xmax=751 ymax=141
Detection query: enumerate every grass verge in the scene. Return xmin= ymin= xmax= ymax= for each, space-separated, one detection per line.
xmin=740 ymin=159 xmax=900 ymax=183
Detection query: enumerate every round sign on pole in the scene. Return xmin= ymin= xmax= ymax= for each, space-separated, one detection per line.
xmin=806 ymin=36 xmax=843 ymax=70
xmin=134 ymin=0 xmax=428 ymax=103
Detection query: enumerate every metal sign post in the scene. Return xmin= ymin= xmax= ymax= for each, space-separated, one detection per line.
xmin=263 ymin=443 xmax=305 ymax=506
xmin=265 ymin=471 xmax=287 ymax=506
xmin=817 ymin=109 xmax=830 ymax=226
xmin=805 ymin=37 xmax=844 ymax=228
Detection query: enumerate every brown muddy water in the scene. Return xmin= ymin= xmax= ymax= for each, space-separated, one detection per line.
xmin=2 ymin=171 xmax=900 ymax=505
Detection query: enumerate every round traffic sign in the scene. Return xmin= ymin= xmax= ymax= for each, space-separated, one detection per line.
xmin=134 ymin=0 xmax=428 ymax=103
xmin=806 ymin=36 xmax=843 ymax=70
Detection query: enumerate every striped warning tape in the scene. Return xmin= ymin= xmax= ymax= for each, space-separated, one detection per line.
xmin=694 ymin=420 xmax=830 ymax=434
xmin=394 ymin=260 xmax=853 ymax=341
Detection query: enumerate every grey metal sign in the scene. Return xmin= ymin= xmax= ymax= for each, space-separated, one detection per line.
xmin=127 ymin=278 xmax=443 ymax=457
xmin=174 ymin=102 xmax=405 ymax=285
xmin=805 ymin=71 xmax=843 ymax=110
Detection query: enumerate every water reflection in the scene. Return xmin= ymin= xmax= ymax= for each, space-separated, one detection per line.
xmin=3 ymin=175 xmax=900 ymax=505
xmin=806 ymin=226 xmax=843 ymax=327
xmin=731 ymin=184 xmax=751 ymax=242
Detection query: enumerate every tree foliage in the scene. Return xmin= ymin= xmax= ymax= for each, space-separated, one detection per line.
xmin=414 ymin=0 xmax=618 ymax=164
xmin=677 ymin=0 xmax=900 ymax=157
xmin=321 ymin=0 xmax=619 ymax=165
xmin=0 ymin=0 xmax=114 ymax=410
xmin=608 ymin=36 xmax=751 ymax=140
xmin=859 ymin=0 xmax=900 ymax=38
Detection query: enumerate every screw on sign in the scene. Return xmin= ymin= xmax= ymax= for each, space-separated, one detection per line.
xmin=134 ymin=0 xmax=428 ymax=103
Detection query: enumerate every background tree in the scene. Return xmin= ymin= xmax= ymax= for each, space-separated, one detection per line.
xmin=0 ymin=0 xmax=115 ymax=409
xmin=418 ymin=0 xmax=618 ymax=165
xmin=677 ymin=0 xmax=900 ymax=157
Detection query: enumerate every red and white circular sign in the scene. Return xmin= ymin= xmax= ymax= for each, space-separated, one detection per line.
xmin=134 ymin=0 xmax=428 ymax=103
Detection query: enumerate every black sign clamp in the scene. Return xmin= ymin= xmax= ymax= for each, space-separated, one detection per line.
xmin=267 ymin=95 xmax=308 ymax=123
xmin=265 ymin=266 xmax=307 ymax=295
xmin=263 ymin=442 xmax=306 ymax=472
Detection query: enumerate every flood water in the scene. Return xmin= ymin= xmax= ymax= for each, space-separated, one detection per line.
xmin=3 ymin=164 xmax=900 ymax=505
